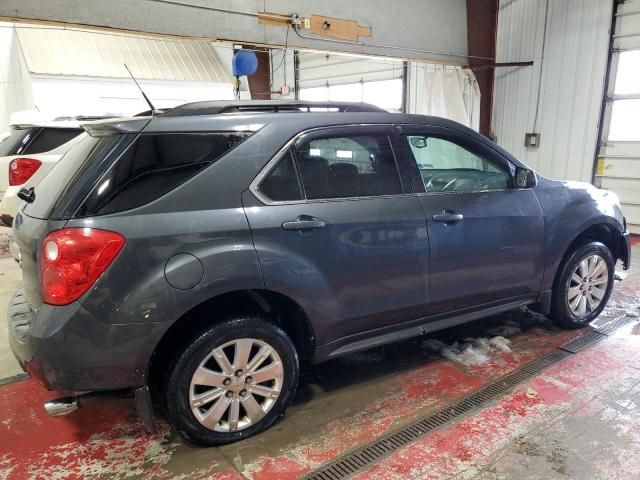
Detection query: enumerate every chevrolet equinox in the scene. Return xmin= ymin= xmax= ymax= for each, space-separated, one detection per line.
xmin=8 ymin=101 xmax=631 ymax=445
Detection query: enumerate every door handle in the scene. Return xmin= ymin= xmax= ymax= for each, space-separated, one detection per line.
xmin=282 ymin=216 xmax=326 ymax=231
xmin=432 ymin=210 xmax=464 ymax=224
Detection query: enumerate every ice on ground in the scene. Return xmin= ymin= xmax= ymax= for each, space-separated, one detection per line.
xmin=422 ymin=335 xmax=512 ymax=366
xmin=489 ymin=336 xmax=512 ymax=353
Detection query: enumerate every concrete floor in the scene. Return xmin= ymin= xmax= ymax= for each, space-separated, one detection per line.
xmin=0 ymin=225 xmax=21 ymax=379
xmin=0 ymin=236 xmax=638 ymax=479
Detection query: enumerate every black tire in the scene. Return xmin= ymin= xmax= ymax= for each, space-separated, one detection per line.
xmin=163 ymin=315 xmax=299 ymax=445
xmin=550 ymin=241 xmax=615 ymax=328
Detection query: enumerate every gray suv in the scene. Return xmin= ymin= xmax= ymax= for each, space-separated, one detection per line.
xmin=8 ymin=101 xmax=631 ymax=445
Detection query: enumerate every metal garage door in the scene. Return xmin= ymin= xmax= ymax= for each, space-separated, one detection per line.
xmin=597 ymin=0 xmax=640 ymax=234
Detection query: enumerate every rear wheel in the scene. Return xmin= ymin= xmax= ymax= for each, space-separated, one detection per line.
xmin=550 ymin=241 xmax=614 ymax=328
xmin=164 ymin=316 xmax=299 ymax=445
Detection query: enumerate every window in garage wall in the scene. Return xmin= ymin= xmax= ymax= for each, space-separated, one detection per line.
xmin=299 ymin=79 xmax=403 ymax=112
xmin=608 ymin=50 xmax=640 ymax=141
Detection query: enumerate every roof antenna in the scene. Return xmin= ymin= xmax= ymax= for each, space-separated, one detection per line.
xmin=124 ymin=63 xmax=155 ymax=115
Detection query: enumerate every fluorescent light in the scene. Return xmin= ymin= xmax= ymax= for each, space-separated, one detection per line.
xmin=309 ymin=148 xmax=321 ymax=156
xmin=336 ymin=150 xmax=353 ymax=159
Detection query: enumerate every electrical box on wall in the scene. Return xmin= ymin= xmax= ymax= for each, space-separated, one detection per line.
xmin=524 ymin=133 xmax=540 ymax=148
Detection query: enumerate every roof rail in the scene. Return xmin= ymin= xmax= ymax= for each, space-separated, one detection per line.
xmin=162 ymin=100 xmax=386 ymax=117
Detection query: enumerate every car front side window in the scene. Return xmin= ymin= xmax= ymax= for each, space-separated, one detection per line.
xmin=404 ymin=135 xmax=509 ymax=193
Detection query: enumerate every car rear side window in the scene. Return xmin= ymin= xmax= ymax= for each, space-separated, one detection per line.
xmin=23 ymin=134 xmax=118 ymax=220
xmin=23 ymin=128 xmax=82 ymax=154
xmin=294 ymin=133 xmax=402 ymax=199
xmin=0 ymin=128 xmax=32 ymax=156
xmin=258 ymin=151 xmax=303 ymax=201
xmin=78 ymin=132 xmax=250 ymax=216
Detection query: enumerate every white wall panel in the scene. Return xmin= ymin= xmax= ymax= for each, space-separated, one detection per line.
xmin=492 ymin=0 xmax=613 ymax=182
xmin=29 ymin=75 xmax=239 ymax=118
xmin=0 ymin=22 xmax=33 ymax=132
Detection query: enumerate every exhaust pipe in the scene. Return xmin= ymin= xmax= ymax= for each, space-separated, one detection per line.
xmin=42 ymin=388 xmax=156 ymax=432
xmin=44 ymin=396 xmax=79 ymax=416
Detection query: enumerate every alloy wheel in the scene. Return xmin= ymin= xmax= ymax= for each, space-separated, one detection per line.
xmin=189 ymin=338 xmax=284 ymax=432
xmin=567 ymin=254 xmax=609 ymax=317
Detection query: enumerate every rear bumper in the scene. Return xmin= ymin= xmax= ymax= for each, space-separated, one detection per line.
xmin=621 ymin=231 xmax=631 ymax=270
xmin=7 ymin=289 xmax=167 ymax=392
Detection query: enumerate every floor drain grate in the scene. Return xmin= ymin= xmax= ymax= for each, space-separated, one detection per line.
xmin=595 ymin=316 xmax=637 ymax=335
xmin=303 ymin=318 xmax=630 ymax=480
xmin=559 ymin=330 xmax=606 ymax=354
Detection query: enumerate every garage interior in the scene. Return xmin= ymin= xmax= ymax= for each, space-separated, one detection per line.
xmin=1 ymin=0 xmax=640 ymax=478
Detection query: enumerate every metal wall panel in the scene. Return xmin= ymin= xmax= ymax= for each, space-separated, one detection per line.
xmin=492 ymin=0 xmax=613 ymax=182
xmin=15 ymin=24 xmax=231 ymax=82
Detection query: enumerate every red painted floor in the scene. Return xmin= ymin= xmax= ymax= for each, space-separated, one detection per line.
xmin=354 ymin=324 xmax=640 ymax=479
xmin=0 ymin=321 xmax=590 ymax=479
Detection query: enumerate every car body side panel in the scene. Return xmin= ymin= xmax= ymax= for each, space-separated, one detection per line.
xmin=418 ymin=189 xmax=546 ymax=314
xmin=66 ymin=208 xmax=264 ymax=326
xmin=534 ymin=176 xmax=628 ymax=291
xmin=242 ymin=190 xmax=430 ymax=346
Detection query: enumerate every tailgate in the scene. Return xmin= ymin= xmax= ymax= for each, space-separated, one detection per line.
xmin=12 ymin=213 xmax=66 ymax=310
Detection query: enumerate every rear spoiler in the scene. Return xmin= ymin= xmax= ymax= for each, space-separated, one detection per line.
xmin=81 ymin=117 xmax=151 ymax=137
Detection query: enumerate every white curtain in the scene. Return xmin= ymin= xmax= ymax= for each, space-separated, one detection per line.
xmin=421 ymin=69 xmax=481 ymax=131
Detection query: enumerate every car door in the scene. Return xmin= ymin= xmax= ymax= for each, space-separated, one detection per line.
xmin=394 ymin=125 xmax=545 ymax=315
xmin=243 ymin=125 xmax=430 ymax=346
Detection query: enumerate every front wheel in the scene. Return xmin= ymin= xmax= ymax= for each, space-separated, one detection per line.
xmin=550 ymin=241 xmax=615 ymax=328
xmin=163 ymin=316 xmax=299 ymax=445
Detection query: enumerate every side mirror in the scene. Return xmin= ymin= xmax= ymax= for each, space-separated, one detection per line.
xmin=410 ymin=136 xmax=428 ymax=148
xmin=515 ymin=167 xmax=536 ymax=188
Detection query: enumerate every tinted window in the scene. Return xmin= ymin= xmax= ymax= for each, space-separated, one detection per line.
xmin=258 ymin=151 xmax=303 ymax=201
xmin=23 ymin=134 xmax=118 ymax=219
xmin=294 ymin=133 xmax=401 ymax=199
xmin=405 ymin=135 xmax=509 ymax=192
xmin=0 ymin=128 xmax=32 ymax=156
xmin=23 ymin=128 xmax=82 ymax=154
xmin=79 ymin=132 xmax=250 ymax=216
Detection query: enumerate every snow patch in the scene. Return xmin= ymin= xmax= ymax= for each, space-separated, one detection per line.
xmin=423 ymin=335 xmax=512 ymax=366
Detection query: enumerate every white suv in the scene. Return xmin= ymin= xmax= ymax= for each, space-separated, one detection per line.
xmin=0 ymin=121 xmax=84 ymax=225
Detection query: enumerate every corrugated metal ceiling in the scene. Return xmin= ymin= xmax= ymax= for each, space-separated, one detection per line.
xmin=15 ymin=25 xmax=231 ymax=83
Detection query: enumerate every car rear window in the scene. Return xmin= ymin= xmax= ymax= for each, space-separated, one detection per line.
xmin=76 ymin=132 xmax=251 ymax=216
xmin=22 ymin=134 xmax=120 ymax=220
xmin=0 ymin=128 xmax=32 ymax=156
xmin=23 ymin=128 xmax=82 ymax=154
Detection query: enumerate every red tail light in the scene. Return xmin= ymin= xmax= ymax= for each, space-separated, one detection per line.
xmin=41 ymin=228 xmax=126 ymax=305
xmin=9 ymin=158 xmax=42 ymax=186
